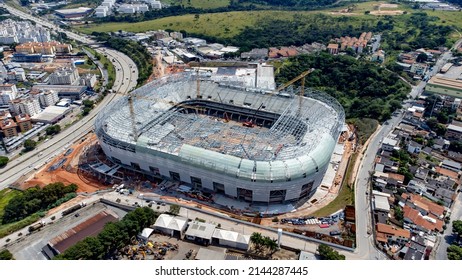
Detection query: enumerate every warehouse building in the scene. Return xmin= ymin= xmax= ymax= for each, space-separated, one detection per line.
xmin=425 ymin=76 xmax=462 ymax=98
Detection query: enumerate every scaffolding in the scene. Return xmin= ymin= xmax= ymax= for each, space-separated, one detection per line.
xmin=95 ymin=73 xmax=345 ymax=164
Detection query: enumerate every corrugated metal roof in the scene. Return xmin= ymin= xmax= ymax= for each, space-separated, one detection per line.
xmin=49 ymin=210 xmax=118 ymax=254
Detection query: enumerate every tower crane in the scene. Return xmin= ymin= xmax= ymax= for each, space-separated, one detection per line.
xmin=274 ymin=68 xmax=315 ymax=116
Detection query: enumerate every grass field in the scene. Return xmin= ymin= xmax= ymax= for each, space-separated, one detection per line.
xmin=77 ymin=1 xmax=462 ymax=41
xmin=164 ymin=0 xmax=230 ymax=9
xmin=79 ymin=10 xmax=326 ymax=37
xmin=0 ymin=189 xmax=20 ymax=220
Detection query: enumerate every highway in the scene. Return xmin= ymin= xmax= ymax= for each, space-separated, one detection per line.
xmin=0 ymin=4 xmax=138 ymax=189
xmin=353 ymin=38 xmax=462 ymax=260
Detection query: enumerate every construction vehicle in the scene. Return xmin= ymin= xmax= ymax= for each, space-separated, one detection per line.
xmin=242 ymin=120 xmax=254 ymax=128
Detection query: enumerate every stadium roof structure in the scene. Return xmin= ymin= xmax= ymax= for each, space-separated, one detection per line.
xmin=95 ymin=73 xmax=344 ymax=183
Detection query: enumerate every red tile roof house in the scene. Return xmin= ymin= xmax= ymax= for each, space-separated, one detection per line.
xmin=403 ymin=205 xmax=444 ymax=233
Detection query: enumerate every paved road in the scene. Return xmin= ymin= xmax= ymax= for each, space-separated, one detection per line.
xmin=0 ymin=4 xmax=138 ymax=189
xmin=434 ymin=193 xmax=462 ymax=260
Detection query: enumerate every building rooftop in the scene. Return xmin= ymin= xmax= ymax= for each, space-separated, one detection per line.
xmin=447 ymin=124 xmax=462 ymax=133
xmin=376 ymin=223 xmax=410 ymax=239
xmin=49 ymin=210 xmax=118 ymax=254
xmin=185 ymin=221 xmax=216 ymax=240
xmin=154 ymin=214 xmax=188 ymax=231
xmin=428 ymin=76 xmax=462 ymax=90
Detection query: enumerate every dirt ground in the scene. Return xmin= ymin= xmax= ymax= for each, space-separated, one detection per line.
xmin=379 ymin=3 xmax=398 ymax=8
xmin=21 ymin=134 xmax=108 ymax=193
xmin=370 ymin=10 xmax=404 ymax=15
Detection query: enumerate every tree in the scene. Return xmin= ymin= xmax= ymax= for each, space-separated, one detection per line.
xmin=394 ymin=206 xmax=404 ymax=223
xmin=447 ymin=245 xmax=462 ymax=260
xmin=46 ymin=125 xmax=61 ymax=135
xmin=0 ymin=249 xmax=13 ymax=260
xmin=416 ymin=53 xmax=428 ymax=63
xmin=263 ymin=236 xmax=278 ymax=255
xmin=169 ymin=204 xmax=180 ymax=215
xmin=23 ymin=139 xmax=37 ymax=152
xmin=0 ymin=156 xmax=9 ymax=168
xmin=250 ymin=232 xmax=264 ymax=252
xmin=317 ymin=244 xmax=346 ymax=260
xmin=453 ymin=220 xmax=462 ymax=237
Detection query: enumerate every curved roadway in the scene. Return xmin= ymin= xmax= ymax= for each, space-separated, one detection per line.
xmin=0 ymin=4 xmax=138 ymax=189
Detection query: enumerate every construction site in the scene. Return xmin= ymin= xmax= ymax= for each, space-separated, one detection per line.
xmin=93 ymin=71 xmax=345 ymax=204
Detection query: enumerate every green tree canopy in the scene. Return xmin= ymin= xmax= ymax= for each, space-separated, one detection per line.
xmin=447 ymin=245 xmax=462 ymax=260
xmin=453 ymin=220 xmax=462 ymax=237
xmin=0 ymin=156 xmax=9 ymax=168
xmin=317 ymin=244 xmax=346 ymax=260
xmin=0 ymin=249 xmax=14 ymax=260
xmin=23 ymin=139 xmax=37 ymax=151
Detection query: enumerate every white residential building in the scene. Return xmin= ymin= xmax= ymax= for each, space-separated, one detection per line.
xmin=0 ymin=19 xmax=51 ymax=44
xmin=118 ymin=4 xmax=149 ymax=14
xmin=0 ymin=92 xmax=16 ymax=106
xmin=143 ymin=0 xmax=162 ymax=9
xmin=95 ymin=5 xmax=109 ymax=17
xmin=49 ymin=67 xmax=79 ymax=85
xmin=9 ymin=98 xmax=41 ymax=117
xmin=0 ymin=84 xmax=18 ymax=106
xmin=80 ymin=74 xmax=97 ymax=88
xmin=38 ymin=90 xmax=59 ymax=107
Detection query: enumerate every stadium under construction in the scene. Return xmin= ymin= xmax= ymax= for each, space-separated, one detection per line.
xmin=94 ymin=72 xmax=345 ymax=204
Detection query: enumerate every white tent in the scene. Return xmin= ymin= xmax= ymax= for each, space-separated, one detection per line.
xmin=153 ymin=214 xmax=188 ymax=236
xmin=212 ymin=228 xmax=250 ymax=250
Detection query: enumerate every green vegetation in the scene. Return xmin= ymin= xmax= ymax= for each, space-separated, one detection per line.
xmin=250 ymin=232 xmax=278 ymax=256
xmin=77 ymin=11 xmax=317 ymax=37
xmin=317 ymin=244 xmax=346 ymax=260
xmin=0 ymin=213 xmax=40 ymax=239
xmin=2 ymin=183 xmax=77 ymax=224
xmin=348 ymin=118 xmax=379 ymax=145
xmin=56 ymin=207 xmax=158 ymax=260
xmin=23 ymin=139 xmax=37 ymax=152
xmin=447 ymin=245 xmax=462 ymax=260
xmin=83 ymin=46 xmax=115 ymax=90
xmin=0 ymin=156 xmax=9 ymax=168
xmin=45 ymin=125 xmax=61 ymax=135
xmin=276 ymin=53 xmax=409 ymax=122
xmin=390 ymin=149 xmax=415 ymax=184
xmin=0 ymin=249 xmax=14 ymax=260
xmin=82 ymin=100 xmax=95 ymax=116
xmin=0 ymin=189 xmax=20 ymax=220
xmin=453 ymin=220 xmax=462 ymax=238
xmin=169 ymin=204 xmax=181 ymax=216
xmin=92 ymin=33 xmax=153 ymax=85
xmin=165 ymin=0 xmax=231 ymax=9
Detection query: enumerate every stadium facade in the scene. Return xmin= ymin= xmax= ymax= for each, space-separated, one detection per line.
xmin=95 ymin=73 xmax=345 ymax=204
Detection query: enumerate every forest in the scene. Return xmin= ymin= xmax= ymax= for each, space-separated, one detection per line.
xmin=1 ymin=183 xmax=77 ymax=224
xmin=276 ymin=53 xmax=410 ymax=121
xmin=55 ymin=207 xmax=158 ymax=260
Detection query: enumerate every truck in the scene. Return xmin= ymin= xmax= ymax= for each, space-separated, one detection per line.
xmin=61 ymin=202 xmax=86 ymax=216
xmin=28 ymin=221 xmax=45 ymax=232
